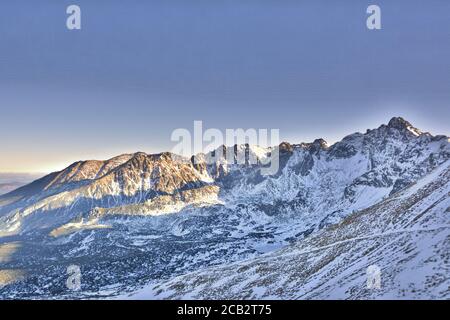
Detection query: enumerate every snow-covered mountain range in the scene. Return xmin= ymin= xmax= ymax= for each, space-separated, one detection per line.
xmin=0 ymin=117 xmax=449 ymax=299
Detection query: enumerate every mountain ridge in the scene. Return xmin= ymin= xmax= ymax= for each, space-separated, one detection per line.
xmin=0 ymin=117 xmax=448 ymax=237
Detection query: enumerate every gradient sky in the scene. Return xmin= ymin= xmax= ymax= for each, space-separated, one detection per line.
xmin=1 ymin=0 xmax=449 ymax=173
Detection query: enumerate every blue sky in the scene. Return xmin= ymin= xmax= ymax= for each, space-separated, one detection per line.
xmin=0 ymin=0 xmax=449 ymax=172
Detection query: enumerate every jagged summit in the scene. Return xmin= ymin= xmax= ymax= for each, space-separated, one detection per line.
xmin=386 ymin=116 xmax=422 ymax=136
xmin=45 ymin=118 xmax=429 ymax=181
xmin=388 ymin=116 xmax=411 ymax=129
xmin=312 ymin=138 xmax=328 ymax=148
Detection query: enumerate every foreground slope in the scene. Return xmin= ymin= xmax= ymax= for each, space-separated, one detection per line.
xmin=135 ymin=160 xmax=450 ymax=299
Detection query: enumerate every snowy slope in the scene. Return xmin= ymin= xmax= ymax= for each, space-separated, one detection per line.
xmin=132 ymin=160 xmax=450 ymax=299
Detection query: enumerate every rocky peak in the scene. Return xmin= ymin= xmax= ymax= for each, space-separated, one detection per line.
xmin=387 ymin=117 xmax=411 ymax=129
xmin=387 ymin=117 xmax=422 ymax=136
xmin=312 ymin=138 xmax=328 ymax=149
xmin=278 ymin=142 xmax=293 ymax=153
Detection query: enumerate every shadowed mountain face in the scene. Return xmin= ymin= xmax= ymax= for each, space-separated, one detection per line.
xmin=0 ymin=117 xmax=449 ymax=299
